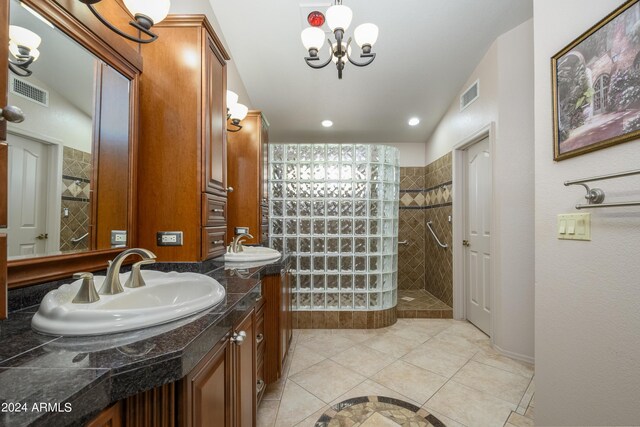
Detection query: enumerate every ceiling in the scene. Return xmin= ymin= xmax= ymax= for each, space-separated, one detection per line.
xmin=209 ymin=0 xmax=532 ymax=143
xmin=10 ymin=0 xmax=97 ymax=117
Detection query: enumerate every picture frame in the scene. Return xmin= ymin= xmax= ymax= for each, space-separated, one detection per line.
xmin=552 ymin=0 xmax=640 ymax=161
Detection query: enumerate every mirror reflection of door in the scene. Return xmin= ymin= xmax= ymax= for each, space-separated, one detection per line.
xmin=5 ymin=134 xmax=50 ymax=256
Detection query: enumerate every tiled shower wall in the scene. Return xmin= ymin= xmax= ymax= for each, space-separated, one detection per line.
xmin=398 ymin=152 xmax=453 ymax=307
xmin=60 ymin=146 xmax=91 ymax=252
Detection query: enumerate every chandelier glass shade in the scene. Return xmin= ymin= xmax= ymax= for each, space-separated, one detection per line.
xmin=301 ymin=1 xmax=378 ymax=79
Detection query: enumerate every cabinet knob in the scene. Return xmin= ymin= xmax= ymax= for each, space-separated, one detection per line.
xmin=226 ymin=187 xmax=234 ymax=193
xmin=0 ymin=105 xmax=25 ymax=123
xmin=256 ymin=333 xmax=264 ymax=344
xmin=256 ymin=379 xmax=265 ymax=394
xmin=212 ymin=240 xmax=224 ymax=245
xmin=231 ymin=331 xmax=247 ymax=345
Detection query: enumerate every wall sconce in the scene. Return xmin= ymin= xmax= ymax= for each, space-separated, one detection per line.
xmin=78 ymin=0 xmax=170 ymax=44
xmin=227 ymin=90 xmax=248 ymax=132
xmin=8 ymin=26 xmax=41 ymax=77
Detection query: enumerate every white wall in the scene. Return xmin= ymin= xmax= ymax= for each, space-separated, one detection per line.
xmin=270 ymin=142 xmax=427 ymax=167
xmin=169 ymin=0 xmax=252 ymax=108
xmin=8 ymin=75 xmax=93 ymax=152
xmin=425 ymin=20 xmax=535 ymax=361
xmin=534 ymin=1 xmax=640 ymax=425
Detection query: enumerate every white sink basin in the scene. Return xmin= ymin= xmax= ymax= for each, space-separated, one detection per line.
xmin=32 ymin=271 xmax=225 ymax=336
xmin=223 ymin=246 xmax=281 ymax=263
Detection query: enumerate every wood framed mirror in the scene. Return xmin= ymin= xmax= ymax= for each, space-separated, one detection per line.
xmin=2 ymin=0 xmax=143 ymax=291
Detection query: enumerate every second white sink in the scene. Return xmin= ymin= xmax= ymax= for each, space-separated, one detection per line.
xmin=32 ymin=271 xmax=225 ymax=336
xmin=223 ymin=246 xmax=281 ymax=263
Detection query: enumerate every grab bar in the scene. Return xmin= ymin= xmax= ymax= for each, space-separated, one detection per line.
xmin=564 ymin=168 xmax=640 ymax=210
xmin=426 ymin=221 xmax=448 ymax=248
xmin=71 ymin=232 xmax=89 ymax=244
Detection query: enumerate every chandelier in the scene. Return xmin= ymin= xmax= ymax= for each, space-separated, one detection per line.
xmin=300 ymin=0 xmax=379 ymax=79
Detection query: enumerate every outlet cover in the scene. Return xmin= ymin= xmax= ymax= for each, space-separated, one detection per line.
xmin=111 ymin=230 xmax=127 ymax=246
xmin=157 ymin=231 xmax=183 ymax=246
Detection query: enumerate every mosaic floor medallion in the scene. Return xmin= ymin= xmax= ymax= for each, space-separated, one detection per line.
xmin=314 ymin=396 xmax=446 ymax=427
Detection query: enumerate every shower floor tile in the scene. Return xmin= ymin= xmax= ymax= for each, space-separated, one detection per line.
xmin=397 ymin=290 xmax=452 ymax=319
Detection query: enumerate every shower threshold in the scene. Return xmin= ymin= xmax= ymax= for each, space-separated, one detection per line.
xmin=397 ymin=289 xmax=453 ymax=319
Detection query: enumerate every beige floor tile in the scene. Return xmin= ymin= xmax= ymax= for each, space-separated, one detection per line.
xmin=274 ymin=380 xmax=326 ymax=427
xmin=331 ymin=329 xmax=384 ymax=343
xmin=257 ymin=399 xmax=280 ymax=427
xmin=452 ymin=361 xmax=530 ymax=405
xmin=525 ymin=405 xmax=534 ymax=419
xmin=420 ymin=332 xmax=482 ymax=359
xmin=517 ymin=378 xmax=535 ymax=414
xmin=329 ymin=379 xmax=420 ymax=407
xmin=297 ymin=333 xmax=357 ymax=358
xmin=472 ymin=349 xmax=534 ymax=379
xmin=296 ymin=329 xmax=333 ymax=344
xmin=507 ymin=411 xmax=534 ymax=427
xmin=401 ymin=343 xmax=470 ymax=378
xmin=363 ymin=332 xmax=421 ymax=358
xmin=287 ymin=344 xmax=326 ymax=377
xmin=294 ymin=405 xmax=330 ymax=427
xmin=426 ymin=381 xmax=515 ymax=427
xmin=289 ymin=359 xmax=366 ymax=403
xmin=384 ymin=321 xmax=438 ymax=343
xmin=263 ymin=374 xmax=287 ymax=401
xmin=330 ymin=344 xmax=397 ymax=377
xmin=423 ymin=407 xmax=468 ymax=427
xmin=371 ymin=360 xmax=448 ymax=405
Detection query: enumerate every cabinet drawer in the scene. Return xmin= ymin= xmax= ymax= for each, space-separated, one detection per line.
xmin=202 ymin=194 xmax=227 ymax=227
xmin=202 ymin=227 xmax=227 ymax=260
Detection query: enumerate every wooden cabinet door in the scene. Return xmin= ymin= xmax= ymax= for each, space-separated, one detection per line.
xmin=86 ymin=402 xmax=123 ymax=427
xmin=203 ymin=34 xmax=228 ymax=197
xmin=261 ymin=115 xmax=269 ymax=204
xmin=0 ymin=0 xmax=8 ymax=320
xmin=233 ymin=309 xmax=256 ymax=427
xmin=184 ymin=338 xmax=232 ymax=427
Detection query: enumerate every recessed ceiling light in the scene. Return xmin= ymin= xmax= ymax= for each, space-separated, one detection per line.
xmin=408 ymin=117 xmax=420 ymax=126
xmin=322 ymin=120 xmax=333 ymax=128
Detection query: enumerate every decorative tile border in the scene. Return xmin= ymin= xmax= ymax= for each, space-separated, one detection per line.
xmin=293 ymin=306 xmax=397 ymax=329
xmin=314 ymin=395 xmax=446 ymax=427
xmin=400 ymin=181 xmax=452 ymax=209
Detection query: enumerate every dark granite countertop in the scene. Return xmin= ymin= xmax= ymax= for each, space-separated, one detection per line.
xmin=0 ymin=256 xmax=289 ymax=427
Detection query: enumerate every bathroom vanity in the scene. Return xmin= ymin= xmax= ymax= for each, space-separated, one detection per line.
xmin=0 ymin=257 xmax=292 ymax=426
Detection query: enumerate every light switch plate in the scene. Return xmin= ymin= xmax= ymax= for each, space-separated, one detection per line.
xmin=557 ymin=213 xmax=591 ymax=241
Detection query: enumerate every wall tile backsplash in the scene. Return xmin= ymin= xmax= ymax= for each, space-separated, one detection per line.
xmin=60 ymin=146 xmax=91 ymax=252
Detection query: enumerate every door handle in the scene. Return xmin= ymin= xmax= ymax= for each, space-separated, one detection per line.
xmin=462 ymin=240 xmax=470 ymax=247
xmin=0 ymin=105 xmax=25 ymax=123
xmin=36 ymin=233 xmax=49 ymax=240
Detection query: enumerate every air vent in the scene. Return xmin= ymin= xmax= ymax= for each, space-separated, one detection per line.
xmin=460 ymin=80 xmax=479 ymax=111
xmin=10 ymin=76 xmax=49 ymax=107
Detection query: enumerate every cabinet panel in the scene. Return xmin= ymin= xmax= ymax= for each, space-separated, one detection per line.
xmin=202 ymin=193 xmax=227 ymax=227
xmin=280 ymin=269 xmax=292 ymax=366
xmin=203 ymin=34 xmax=228 ymax=196
xmin=202 ymin=226 xmax=227 ymax=260
xmin=183 ymin=337 xmax=231 ymax=427
xmin=86 ymin=402 xmax=123 ymax=427
xmin=227 ymin=112 xmax=269 ymax=244
xmin=233 ymin=309 xmax=256 ymax=427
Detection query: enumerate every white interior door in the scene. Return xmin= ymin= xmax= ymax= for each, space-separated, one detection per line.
xmin=2 ymin=134 xmax=50 ymax=257
xmin=464 ymin=137 xmax=492 ymax=335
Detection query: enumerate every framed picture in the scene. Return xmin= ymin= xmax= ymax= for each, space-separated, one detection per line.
xmin=552 ymin=0 xmax=640 ymax=161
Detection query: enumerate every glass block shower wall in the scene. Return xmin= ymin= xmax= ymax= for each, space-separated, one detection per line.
xmin=269 ymin=144 xmax=400 ymax=311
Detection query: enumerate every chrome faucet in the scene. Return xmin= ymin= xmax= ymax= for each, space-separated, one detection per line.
xmin=99 ymin=248 xmax=157 ymax=295
xmin=229 ymin=233 xmax=253 ymax=253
